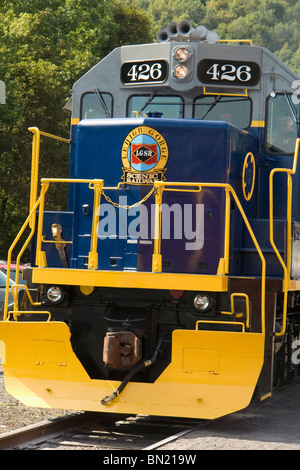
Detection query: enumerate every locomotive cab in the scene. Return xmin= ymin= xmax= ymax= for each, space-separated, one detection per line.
xmin=1 ymin=20 xmax=300 ymax=420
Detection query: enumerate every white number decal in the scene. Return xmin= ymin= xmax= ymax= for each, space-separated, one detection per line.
xmin=150 ymin=63 xmax=163 ymax=80
xmin=127 ymin=63 xmax=163 ymax=82
xmin=138 ymin=63 xmax=150 ymax=80
xmin=236 ymin=65 xmax=251 ymax=82
xmin=206 ymin=63 xmax=252 ymax=82
xmin=221 ymin=64 xmax=236 ymax=81
xmin=127 ymin=65 xmax=138 ymax=82
xmin=206 ymin=63 xmax=220 ymax=80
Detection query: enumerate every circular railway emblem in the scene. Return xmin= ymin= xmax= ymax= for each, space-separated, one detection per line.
xmin=242 ymin=152 xmax=255 ymax=201
xmin=121 ymin=126 xmax=168 ymax=184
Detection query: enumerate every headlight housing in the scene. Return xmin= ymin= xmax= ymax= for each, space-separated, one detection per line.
xmin=174 ymin=47 xmax=190 ymax=63
xmin=46 ymin=286 xmax=64 ymax=304
xmin=173 ymin=64 xmax=189 ymax=79
xmin=172 ymin=45 xmax=193 ymax=82
xmin=193 ymin=293 xmax=212 ymax=312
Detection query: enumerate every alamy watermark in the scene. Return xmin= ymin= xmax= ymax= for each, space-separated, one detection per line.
xmin=0 ymin=80 xmax=5 ymax=104
xmin=96 ymin=197 xmax=205 ymax=251
xmin=291 ymin=340 xmax=300 ymax=365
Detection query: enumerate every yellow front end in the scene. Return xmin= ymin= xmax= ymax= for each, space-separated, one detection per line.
xmin=0 ymin=320 xmax=264 ymax=419
xmin=0 ymin=132 xmax=268 ymax=419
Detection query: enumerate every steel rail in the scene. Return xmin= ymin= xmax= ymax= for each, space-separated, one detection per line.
xmin=0 ymin=412 xmax=98 ymax=450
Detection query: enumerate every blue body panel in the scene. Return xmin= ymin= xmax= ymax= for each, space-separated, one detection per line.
xmin=67 ymin=118 xmax=257 ymax=274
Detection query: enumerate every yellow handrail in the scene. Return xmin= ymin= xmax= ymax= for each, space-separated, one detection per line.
xmin=217 ymin=39 xmax=253 ymax=45
xmin=152 ymin=181 xmax=266 ymax=335
xmin=9 ymin=310 xmax=51 ymax=322
xmin=28 ymin=128 xmax=70 ymax=227
xmin=88 ymin=180 xmax=104 ymax=270
xmin=5 ymin=178 xmax=106 ymax=317
xmin=203 ymin=87 xmax=248 ymax=98
xmin=9 ymin=284 xmax=42 ymax=321
xmin=35 ymin=178 xmax=106 ymax=270
xmin=4 ymin=196 xmax=41 ymax=320
xmin=35 ymin=180 xmax=49 ymax=267
xmin=221 ymin=293 xmax=250 ymax=329
xmin=269 ymin=138 xmax=300 ymax=337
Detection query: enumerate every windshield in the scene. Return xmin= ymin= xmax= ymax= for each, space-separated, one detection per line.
xmin=127 ymin=95 xmax=184 ymax=118
xmin=193 ymin=95 xmax=252 ymax=128
xmin=0 ymin=269 xmax=14 ymax=287
xmin=81 ymin=91 xmax=113 ymax=119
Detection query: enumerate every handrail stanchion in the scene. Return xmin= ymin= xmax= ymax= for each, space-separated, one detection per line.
xmin=35 ymin=181 xmax=49 ymax=267
xmin=28 ymin=127 xmax=40 ymax=228
xmin=269 ymin=138 xmax=300 ymax=337
xmin=224 ymin=187 xmax=231 ymax=274
xmin=88 ymin=180 xmax=104 ymax=270
xmin=4 ymin=197 xmax=41 ymax=320
xmin=152 ymin=182 xmax=164 ymax=273
xmin=28 ymin=127 xmax=70 ymax=228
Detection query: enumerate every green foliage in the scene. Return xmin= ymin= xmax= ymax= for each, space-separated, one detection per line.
xmin=126 ymin=0 xmax=300 ymax=74
xmin=0 ymin=0 xmax=152 ymax=259
xmin=123 ymin=0 xmax=206 ymax=33
xmin=203 ymin=0 xmax=300 ymax=65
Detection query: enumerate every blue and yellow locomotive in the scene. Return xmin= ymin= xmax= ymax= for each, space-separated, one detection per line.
xmin=1 ymin=20 xmax=300 ymax=419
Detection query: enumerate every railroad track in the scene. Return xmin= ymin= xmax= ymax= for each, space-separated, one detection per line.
xmin=0 ymin=411 xmax=208 ymax=450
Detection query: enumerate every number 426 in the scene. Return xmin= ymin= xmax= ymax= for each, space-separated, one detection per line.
xmin=127 ymin=63 xmax=163 ymax=82
xmin=207 ymin=63 xmax=252 ymax=82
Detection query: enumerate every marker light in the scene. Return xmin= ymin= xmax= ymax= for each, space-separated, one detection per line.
xmin=47 ymin=286 xmax=64 ymax=303
xmin=193 ymin=294 xmax=212 ymax=312
xmin=174 ymin=64 xmax=189 ymax=79
xmin=174 ymin=47 xmax=190 ymax=63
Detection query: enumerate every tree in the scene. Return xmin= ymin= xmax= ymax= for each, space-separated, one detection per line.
xmin=125 ymin=0 xmax=300 ymax=75
xmin=0 ymin=0 xmax=152 ymax=259
xmin=124 ymin=0 xmax=207 ymax=34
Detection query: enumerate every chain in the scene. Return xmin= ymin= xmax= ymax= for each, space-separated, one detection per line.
xmin=101 ymin=186 xmax=156 ymax=210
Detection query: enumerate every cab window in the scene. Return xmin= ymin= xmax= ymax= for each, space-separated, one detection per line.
xmin=193 ymin=95 xmax=252 ymax=128
xmin=81 ymin=91 xmax=113 ymax=119
xmin=266 ymin=93 xmax=299 ymax=154
xmin=127 ymin=95 xmax=184 ymax=118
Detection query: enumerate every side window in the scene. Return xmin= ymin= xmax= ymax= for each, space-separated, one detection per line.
xmin=266 ymin=94 xmax=298 ymax=154
xmin=127 ymin=95 xmax=184 ymax=118
xmin=81 ymin=92 xmax=113 ymax=119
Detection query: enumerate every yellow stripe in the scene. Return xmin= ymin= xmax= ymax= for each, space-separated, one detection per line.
xmin=73 ymin=117 xmax=264 ymax=127
xmin=72 ymin=117 xmax=264 ymax=127
xmin=251 ymin=120 xmax=265 ymax=127
xmin=32 ymin=267 xmax=228 ymax=292
xmin=260 ymin=392 xmax=272 ymax=401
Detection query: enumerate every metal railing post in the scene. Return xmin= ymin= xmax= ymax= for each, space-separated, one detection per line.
xmin=152 ymin=182 xmax=164 ymax=273
xmin=269 ymin=138 xmax=300 ymax=336
xmin=88 ymin=180 xmax=104 ymax=270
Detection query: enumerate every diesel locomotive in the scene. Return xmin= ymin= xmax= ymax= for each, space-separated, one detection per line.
xmin=1 ymin=20 xmax=300 ymax=419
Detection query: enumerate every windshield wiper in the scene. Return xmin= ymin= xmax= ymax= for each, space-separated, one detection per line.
xmin=93 ymin=88 xmax=111 ymax=118
xmin=138 ymin=93 xmax=157 ymax=115
xmin=201 ymin=95 xmax=222 ymax=119
xmin=284 ymin=91 xmax=300 ymax=124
